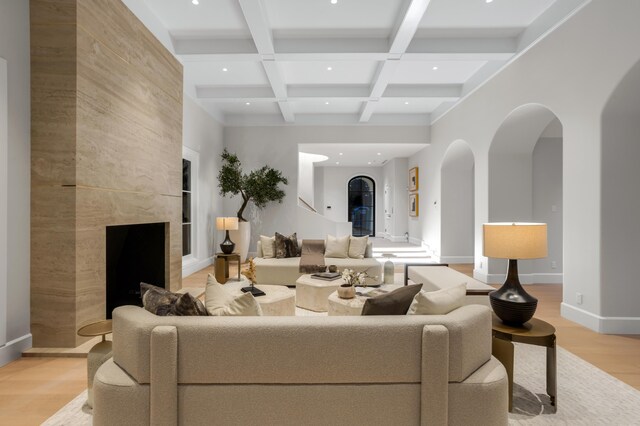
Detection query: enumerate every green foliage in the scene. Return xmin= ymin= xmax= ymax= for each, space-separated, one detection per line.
xmin=217 ymin=149 xmax=288 ymax=221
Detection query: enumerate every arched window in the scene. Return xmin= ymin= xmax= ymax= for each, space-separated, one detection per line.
xmin=348 ymin=176 xmax=375 ymax=237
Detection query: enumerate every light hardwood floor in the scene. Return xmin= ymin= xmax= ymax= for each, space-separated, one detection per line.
xmin=1 ymin=263 xmax=639 ymax=425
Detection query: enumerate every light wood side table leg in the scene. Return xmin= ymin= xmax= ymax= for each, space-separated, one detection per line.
xmin=547 ymin=335 xmax=557 ymax=410
xmin=215 ymin=257 xmax=227 ymax=284
xmin=492 ymin=336 xmax=514 ymax=412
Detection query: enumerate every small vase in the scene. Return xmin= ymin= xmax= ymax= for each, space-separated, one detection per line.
xmin=337 ymin=284 xmax=356 ymax=299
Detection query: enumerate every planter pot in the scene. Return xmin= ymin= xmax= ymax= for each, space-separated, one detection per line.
xmin=337 ymin=284 xmax=356 ymax=299
xmin=229 ymin=221 xmax=251 ymax=263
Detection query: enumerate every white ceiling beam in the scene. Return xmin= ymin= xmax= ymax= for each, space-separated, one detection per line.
xmin=384 ymin=84 xmax=462 ymax=98
xmin=173 ymin=38 xmax=257 ymax=56
xmin=237 ymin=0 xmax=293 ymax=122
xmin=407 ymin=37 xmax=517 ymax=56
xmin=277 ymin=101 xmax=295 ymax=123
xmin=361 ymin=0 xmax=431 ymax=122
xmin=288 ymin=85 xmax=371 ymax=98
xmin=196 ymin=86 xmax=274 ymax=99
xmin=389 ymin=0 xmax=433 ymax=55
xmin=237 ymin=0 xmax=274 ymax=56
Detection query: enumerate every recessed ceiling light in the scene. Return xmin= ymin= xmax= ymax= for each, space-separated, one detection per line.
xmin=432 ymin=66 xmax=438 ymax=70
xmin=222 ymin=67 xmax=228 ymax=72
xmin=245 ymin=102 xmax=251 ymax=105
xmin=339 ymin=152 xmax=343 ymax=156
xmin=336 ymin=161 xmax=340 ymax=165
xmin=327 ymin=66 xmax=333 ymax=71
xmin=192 ymin=0 xmax=199 ymax=4
xmin=325 ymin=101 xmax=330 ymax=105
xmin=404 ymin=101 xmax=409 ymax=105
xmin=486 ymin=0 xmax=493 ymax=3
xmin=331 ymin=0 xmax=338 ymax=4
xmin=367 ymin=162 xmax=372 ymax=165
xmin=377 ymin=152 xmax=381 ymax=156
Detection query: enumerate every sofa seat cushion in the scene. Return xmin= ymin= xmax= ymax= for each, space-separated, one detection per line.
xmin=254 ymin=256 xmax=302 ymax=285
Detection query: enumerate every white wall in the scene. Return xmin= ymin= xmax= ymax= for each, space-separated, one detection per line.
xmin=223 ymin=125 xmax=428 ymax=250
xmin=182 ymin=95 xmax=224 ymax=277
xmin=313 ymin=165 xmax=324 ymax=214
xmin=382 ymin=158 xmax=409 ymax=241
xmin=532 ymin=136 xmax=563 ymax=277
xmin=408 ymin=0 xmax=640 ymax=333
xmin=297 ymin=153 xmax=316 ymax=208
xmin=600 ymin=60 xmax=640 ymax=325
xmin=0 ymin=0 xmax=31 ymax=366
xmin=320 ymin=166 xmax=383 ymax=236
xmin=441 ymin=142 xmax=474 ymax=263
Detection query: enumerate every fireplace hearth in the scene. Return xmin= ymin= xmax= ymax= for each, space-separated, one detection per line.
xmin=106 ymin=223 xmax=168 ymax=318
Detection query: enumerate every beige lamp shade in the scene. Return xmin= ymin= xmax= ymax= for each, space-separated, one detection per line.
xmin=483 ymin=222 xmax=548 ymax=259
xmin=216 ymin=217 xmax=239 ymax=231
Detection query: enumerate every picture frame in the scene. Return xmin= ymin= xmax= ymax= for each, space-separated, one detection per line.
xmin=409 ymin=167 xmax=419 ymax=192
xmin=409 ymin=193 xmax=419 ymax=217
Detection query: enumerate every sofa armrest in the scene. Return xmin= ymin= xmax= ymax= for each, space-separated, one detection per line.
xmin=150 ymin=326 xmax=178 ymax=426
xmin=421 ymin=325 xmax=449 ymax=426
xmin=404 ymin=263 xmax=449 ymax=286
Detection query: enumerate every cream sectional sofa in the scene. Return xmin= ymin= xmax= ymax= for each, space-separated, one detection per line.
xmin=253 ymin=240 xmax=382 ymax=286
xmin=406 ymin=264 xmax=495 ymax=306
xmin=93 ymin=305 xmax=507 ymax=426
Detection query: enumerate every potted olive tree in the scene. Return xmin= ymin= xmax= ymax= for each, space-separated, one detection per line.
xmin=218 ymin=149 xmax=288 ymax=261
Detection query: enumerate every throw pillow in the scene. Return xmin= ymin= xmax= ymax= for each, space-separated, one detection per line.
xmin=168 ymin=292 xmax=209 ymax=316
xmin=275 ymin=232 xmax=298 ymax=258
xmin=205 ymin=274 xmax=263 ymax=316
xmin=260 ymin=235 xmax=276 ymax=258
xmin=140 ymin=282 xmax=178 ymax=314
xmin=325 ymin=234 xmax=350 ymax=258
xmin=348 ymin=235 xmax=369 ymax=259
xmin=361 ymin=284 xmax=423 ymax=315
xmin=406 ymin=283 xmax=466 ymax=315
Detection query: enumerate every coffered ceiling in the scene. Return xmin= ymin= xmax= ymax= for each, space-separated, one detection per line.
xmin=129 ymin=0 xmax=586 ymax=126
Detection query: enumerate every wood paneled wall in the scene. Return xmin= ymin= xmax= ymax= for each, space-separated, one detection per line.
xmin=31 ymin=0 xmax=183 ymax=347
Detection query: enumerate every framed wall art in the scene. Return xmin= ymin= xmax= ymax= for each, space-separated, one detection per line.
xmin=409 ymin=193 xmax=419 ymax=217
xmin=409 ymin=167 xmax=419 ymax=192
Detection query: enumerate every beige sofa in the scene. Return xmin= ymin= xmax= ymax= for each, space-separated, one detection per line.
xmin=254 ymin=240 xmax=382 ymax=286
xmin=93 ymin=305 xmax=508 ymax=426
xmin=406 ymin=264 xmax=495 ymax=306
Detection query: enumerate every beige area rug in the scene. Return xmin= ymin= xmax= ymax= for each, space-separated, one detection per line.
xmin=42 ymin=342 xmax=640 ymax=425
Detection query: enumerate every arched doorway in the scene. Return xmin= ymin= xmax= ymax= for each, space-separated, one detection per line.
xmin=348 ymin=176 xmax=375 ymax=237
xmin=440 ymin=140 xmax=474 ymax=264
xmin=487 ymin=104 xmax=563 ymax=284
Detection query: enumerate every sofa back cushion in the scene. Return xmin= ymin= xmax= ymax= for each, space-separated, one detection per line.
xmin=112 ymin=304 xmax=491 ymax=386
xmin=348 ymin=235 xmax=368 ymax=259
xmin=325 ymin=234 xmax=350 ymax=258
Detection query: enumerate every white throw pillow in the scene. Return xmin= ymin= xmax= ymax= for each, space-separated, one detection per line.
xmin=260 ymin=235 xmax=276 ymax=258
xmin=348 ymin=235 xmax=368 ymax=259
xmin=205 ymin=274 xmax=263 ymax=316
xmin=406 ymin=283 xmax=466 ymax=315
xmin=325 ymin=234 xmax=350 ymax=258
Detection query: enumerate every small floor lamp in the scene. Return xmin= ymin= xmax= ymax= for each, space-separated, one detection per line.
xmin=216 ymin=217 xmax=239 ymax=254
xmin=483 ymin=222 xmax=548 ymax=325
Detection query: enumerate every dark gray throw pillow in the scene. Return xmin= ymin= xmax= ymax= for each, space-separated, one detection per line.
xmin=140 ymin=282 xmax=208 ymax=316
xmin=141 ymin=282 xmax=178 ymax=314
xmin=275 ymin=232 xmax=298 ymax=258
xmin=361 ymin=284 xmax=423 ymax=316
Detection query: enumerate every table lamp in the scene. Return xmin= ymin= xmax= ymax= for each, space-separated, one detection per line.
xmin=216 ymin=217 xmax=239 ymax=254
xmin=483 ymin=222 xmax=547 ymax=325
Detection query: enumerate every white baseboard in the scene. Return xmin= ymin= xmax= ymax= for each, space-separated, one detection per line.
xmin=482 ymin=272 xmax=563 ymax=284
xmin=0 ymin=333 xmax=32 ymax=367
xmin=182 ymin=256 xmax=213 ymax=277
xmin=439 ymin=256 xmax=474 ymax=264
xmin=561 ymin=303 xmax=640 ymax=334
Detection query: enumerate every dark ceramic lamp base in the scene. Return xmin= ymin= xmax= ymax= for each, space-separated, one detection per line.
xmin=490 ymin=258 xmax=538 ymax=326
xmin=220 ymin=230 xmax=235 ymax=254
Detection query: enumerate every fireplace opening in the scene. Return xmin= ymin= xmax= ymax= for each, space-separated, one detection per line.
xmin=106 ymin=222 xmax=168 ymax=318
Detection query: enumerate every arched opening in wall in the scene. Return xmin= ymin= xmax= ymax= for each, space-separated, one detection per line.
xmin=488 ymin=104 xmax=563 ymax=285
xmin=348 ymin=176 xmax=375 ymax=237
xmin=600 ymin=59 xmax=640 ymax=321
xmin=440 ymin=140 xmax=474 ymax=264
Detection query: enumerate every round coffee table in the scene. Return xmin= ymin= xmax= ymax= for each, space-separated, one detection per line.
xmin=491 ymin=315 xmax=556 ymax=412
xmin=78 ymin=320 xmax=113 ymax=408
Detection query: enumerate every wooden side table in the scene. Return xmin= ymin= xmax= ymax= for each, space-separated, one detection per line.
xmin=215 ymin=253 xmax=241 ymax=284
xmin=491 ymin=315 xmax=557 ymax=412
xmin=78 ymin=320 xmax=113 ymax=408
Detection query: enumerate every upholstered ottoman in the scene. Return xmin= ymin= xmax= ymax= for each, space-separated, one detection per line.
xmin=295 ymin=274 xmax=342 ymax=312
xmin=243 ymin=285 xmax=295 ymax=316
